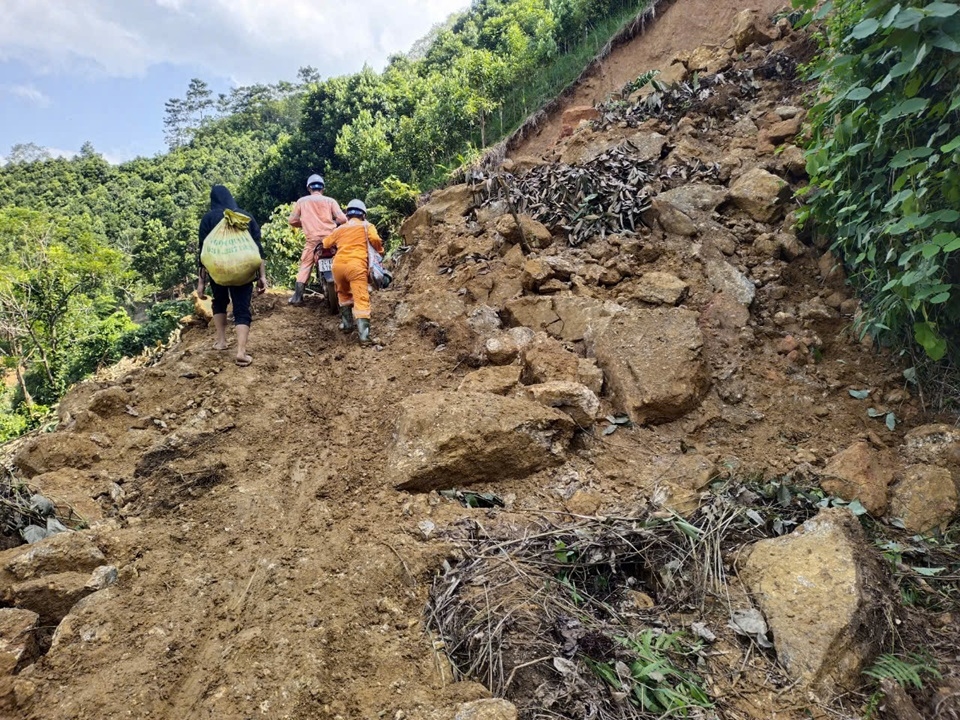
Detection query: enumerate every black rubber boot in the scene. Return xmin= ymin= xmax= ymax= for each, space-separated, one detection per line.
xmin=357 ymin=318 xmax=371 ymax=345
xmin=339 ymin=305 xmax=355 ymax=332
xmin=288 ymin=282 xmax=305 ymax=305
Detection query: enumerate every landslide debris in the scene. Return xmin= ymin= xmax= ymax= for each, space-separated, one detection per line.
xmin=1 ymin=5 xmax=959 ymax=720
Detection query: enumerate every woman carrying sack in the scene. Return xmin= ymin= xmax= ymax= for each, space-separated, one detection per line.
xmin=321 ymin=199 xmax=384 ymax=345
xmin=197 ymin=185 xmax=267 ymax=366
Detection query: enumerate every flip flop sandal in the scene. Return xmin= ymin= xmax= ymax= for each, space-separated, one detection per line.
xmin=235 ymin=355 xmax=253 ymax=367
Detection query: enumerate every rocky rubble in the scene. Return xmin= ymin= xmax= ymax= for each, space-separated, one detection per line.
xmin=386 ymin=8 xmax=959 ymax=708
xmin=0 ymin=6 xmax=957 ymax=720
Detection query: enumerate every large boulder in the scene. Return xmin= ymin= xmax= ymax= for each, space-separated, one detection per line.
xmin=587 ymin=308 xmax=709 ymax=424
xmin=0 ymin=532 xmax=105 ymax=583
xmin=626 ymin=131 xmax=668 ymax=163
xmin=888 ymin=464 xmax=959 ymax=533
xmin=399 ymin=184 xmax=474 ymax=242
xmin=390 ymin=392 xmax=574 ymax=492
xmin=0 ymin=533 xmax=114 ymax=625
xmin=740 ymin=508 xmax=891 ymax=692
xmin=821 ymin=441 xmax=895 ymax=515
xmin=504 ymin=296 xmax=561 ymax=334
xmin=729 ymin=168 xmax=791 ymax=222
xmin=4 ymin=573 xmax=96 ymax=626
xmin=647 ymin=198 xmax=697 ymax=237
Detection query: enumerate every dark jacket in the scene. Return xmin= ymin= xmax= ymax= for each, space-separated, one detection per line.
xmin=198 ymin=185 xmax=264 ymax=272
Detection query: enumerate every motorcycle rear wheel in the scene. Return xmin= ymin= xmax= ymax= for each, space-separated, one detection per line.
xmin=324 ymin=278 xmax=338 ymax=315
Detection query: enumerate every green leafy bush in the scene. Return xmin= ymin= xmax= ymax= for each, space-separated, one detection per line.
xmin=795 ymin=0 xmax=960 ymax=362
xmin=365 ymin=175 xmax=420 ymax=251
xmin=259 ymin=203 xmax=302 ymax=288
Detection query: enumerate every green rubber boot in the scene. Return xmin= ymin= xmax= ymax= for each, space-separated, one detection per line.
xmin=339 ymin=305 xmax=354 ymax=332
xmin=357 ymin=318 xmax=371 ymax=345
xmin=288 ymin=282 xmax=306 ymax=305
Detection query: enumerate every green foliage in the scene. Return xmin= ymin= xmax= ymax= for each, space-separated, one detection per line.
xmin=242 ymin=0 xmax=651 ymax=220
xmin=365 ymin=176 xmax=420 ymax=250
xmin=259 ymin=204 xmax=303 ymax=288
xmin=794 ymin=0 xmax=960 ymax=362
xmin=585 ymin=630 xmax=712 ymax=715
xmin=864 ymin=652 xmax=941 ymax=689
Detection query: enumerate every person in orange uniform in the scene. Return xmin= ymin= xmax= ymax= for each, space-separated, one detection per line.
xmin=287 ymin=174 xmax=346 ymax=305
xmin=322 ymin=199 xmax=383 ymax=344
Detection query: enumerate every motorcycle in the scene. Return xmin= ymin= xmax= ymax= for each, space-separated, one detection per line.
xmin=313 ymin=245 xmax=339 ymax=315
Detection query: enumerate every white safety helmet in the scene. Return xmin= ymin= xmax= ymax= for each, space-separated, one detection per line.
xmin=345 ymin=199 xmax=367 ymax=217
xmin=306 ymin=174 xmax=325 ymax=190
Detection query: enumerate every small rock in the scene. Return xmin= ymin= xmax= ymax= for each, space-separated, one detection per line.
xmin=565 ymin=489 xmax=602 ymax=516
xmin=776 ymin=336 xmax=800 ymax=355
xmin=729 ymin=168 xmax=791 ymax=223
xmin=523 ymin=381 xmax=600 ymax=427
xmin=818 ymin=250 xmax=846 ymax=287
xmin=0 ymin=608 xmax=40 ymax=675
xmin=633 ymin=271 xmax=689 ymax=306
xmin=821 ymin=441 xmax=895 ymax=515
xmin=85 ymin=565 xmax=119 ymax=591
xmin=21 ymin=526 xmax=49 ymax=545
xmin=416 ymin=520 xmax=436 ymax=540
xmin=458 ymin=366 xmax=522 ymax=395
xmin=707 ymin=260 xmax=756 ymax=306
xmin=454 ymin=698 xmax=518 ymax=720
xmin=888 ymin=464 xmax=958 ymax=533
xmin=520 ymin=258 xmax=553 ymax=291
xmin=28 ymin=495 xmax=55 ymax=518
xmin=577 ymin=359 xmax=605 ymax=395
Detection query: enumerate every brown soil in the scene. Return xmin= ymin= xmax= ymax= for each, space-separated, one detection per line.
xmin=3 ymin=5 xmax=957 ymax=720
xmin=511 ymin=0 xmax=789 ymax=162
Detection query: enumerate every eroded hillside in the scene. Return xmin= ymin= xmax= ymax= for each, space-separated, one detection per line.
xmin=1 ymin=4 xmax=958 ymax=720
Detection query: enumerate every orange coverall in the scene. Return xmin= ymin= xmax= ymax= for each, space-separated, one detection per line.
xmin=322 ymin=219 xmax=384 ymax=319
xmin=288 ymin=194 xmax=347 ymax=283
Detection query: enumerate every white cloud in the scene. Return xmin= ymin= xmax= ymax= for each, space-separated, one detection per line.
xmin=5 ymin=84 xmax=51 ymax=107
xmin=0 ymin=0 xmax=469 ymax=83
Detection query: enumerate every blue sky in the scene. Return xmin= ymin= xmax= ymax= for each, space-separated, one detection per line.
xmin=0 ymin=0 xmax=469 ymax=164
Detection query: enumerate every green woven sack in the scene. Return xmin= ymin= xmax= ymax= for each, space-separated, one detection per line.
xmin=200 ymin=209 xmax=260 ymax=286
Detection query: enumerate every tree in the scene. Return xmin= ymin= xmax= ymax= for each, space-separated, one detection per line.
xmin=163 ymin=97 xmax=189 ymax=149
xmin=185 ymin=78 xmax=214 ymax=127
xmin=0 ymin=208 xmax=132 ymax=402
xmin=6 ymin=143 xmax=50 ymax=165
